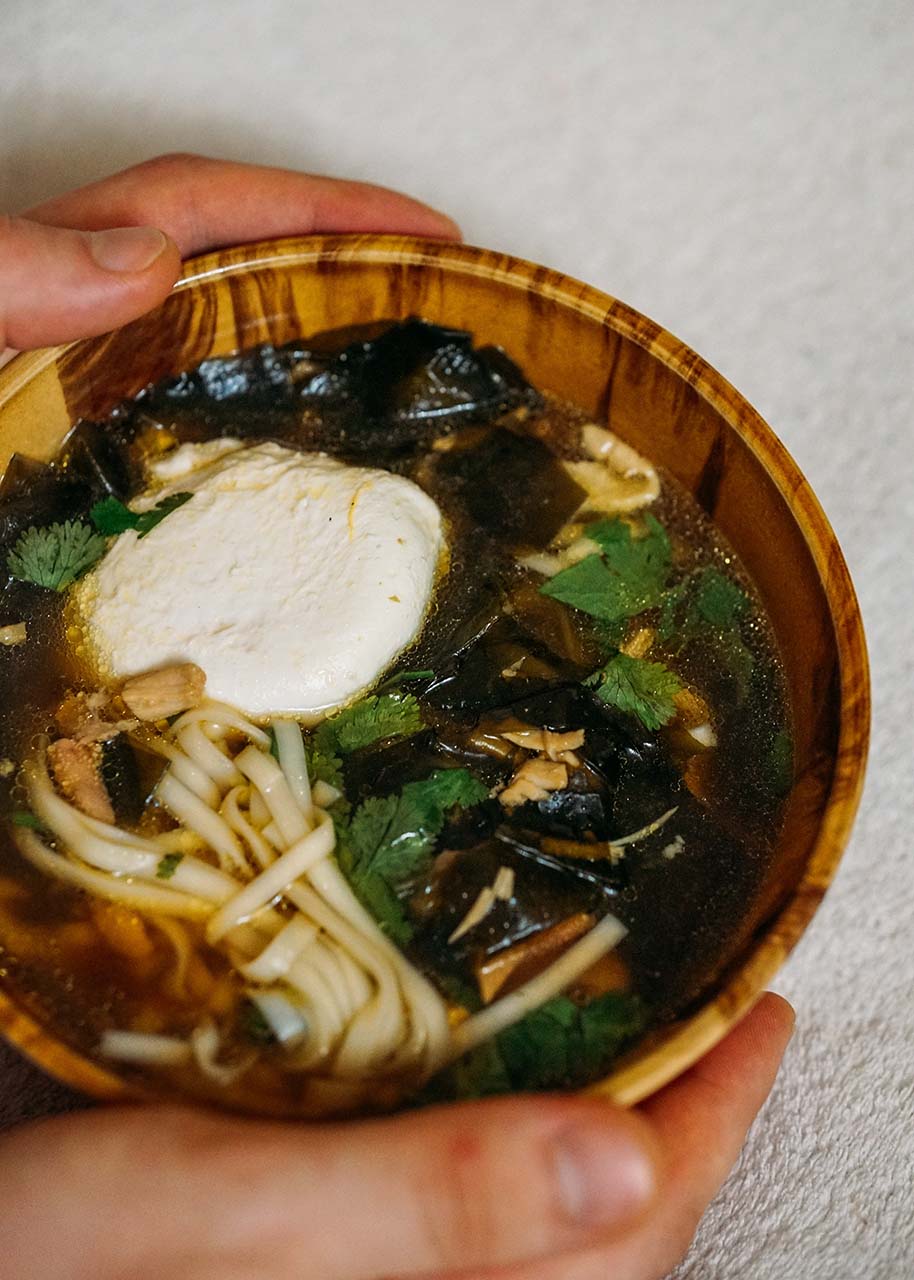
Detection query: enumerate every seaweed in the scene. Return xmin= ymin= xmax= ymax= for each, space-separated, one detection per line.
xmin=430 ymin=427 xmax=584 ymax=548
xmin=294 ymin=319 xmax=543 ymax=453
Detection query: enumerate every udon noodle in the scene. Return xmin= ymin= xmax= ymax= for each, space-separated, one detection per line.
xmin=13 ymin=701 xmax=625 ymax=1104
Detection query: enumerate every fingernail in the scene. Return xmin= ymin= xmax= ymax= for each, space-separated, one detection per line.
xmin=552 ymin=1123 xmax=656 ymax=1228
xmin=89 ymin=226 xmax=168 ymax=273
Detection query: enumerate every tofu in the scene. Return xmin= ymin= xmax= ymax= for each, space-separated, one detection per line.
xmin=74 ymin=441 xmax=444 ymax=719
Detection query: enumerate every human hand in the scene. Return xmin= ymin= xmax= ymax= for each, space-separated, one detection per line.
xmin=0 ymin=152 xmax=460 ymax=355
xmin=0 ymin=158 xmax=791 ymax=1279
xmin=0 ymin=993 xmax=793 ymax=1280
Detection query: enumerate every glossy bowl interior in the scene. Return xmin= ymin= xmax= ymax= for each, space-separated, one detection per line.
xmin=0 ymin=235 xmax=869 ymax=1108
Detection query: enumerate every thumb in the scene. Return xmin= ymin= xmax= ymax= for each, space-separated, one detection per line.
xmin=0 ymin=214 xmax=181 ymax=350
xmin=0 ymin=1097 xmax=661 ymax=1280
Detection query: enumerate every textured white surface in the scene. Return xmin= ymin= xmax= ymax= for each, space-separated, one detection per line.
xmin=1 ymin=1 xmax=913 ymax=1276
xmin=77 ymin=441 xmax=444 ymax=717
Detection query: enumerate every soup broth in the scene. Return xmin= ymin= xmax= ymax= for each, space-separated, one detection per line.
xmin=0 ymin=321 xmax=792 ymax=1115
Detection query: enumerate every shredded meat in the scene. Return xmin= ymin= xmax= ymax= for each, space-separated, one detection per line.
xmin=499 ymin=758 xmax=568 ymax=808
xmin=55 ymin=691 xmax=135 ymax=743
xmin=121 ymin=663 xmax=206 ymax=721
xmin=47 ymin=738 xmax=114 ymax=823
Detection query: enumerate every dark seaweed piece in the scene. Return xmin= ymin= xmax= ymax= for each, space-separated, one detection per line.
xmin=512 ymin=789 xmax=612 ymax=841
xmin=0 ymin=456 xmax=98 ymax=562
xmin=340 ymin=729 xmax=455 ymax=802
xmin=295 ymin=319 xmax=542 ymax=451
xmin=439 ymin=798 xmax=503 ymax=849
xmin=99 ymin=736 xmax=145 ymax=826
xmin=430 ymin=428 xmax=585 ymax=548
xmin=154 ymin=344 xmax=301 ymax=403
xmin=422 ymin=616 xmax=571 ymax=718
xmin=409 ymin=837 xmax=613 ymax=974
xmin=64 ymin=422 xmax=134 ymax=500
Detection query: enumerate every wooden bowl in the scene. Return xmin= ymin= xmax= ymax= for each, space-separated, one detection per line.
xmin=0 ymin=235 xmax=869 ymax=1108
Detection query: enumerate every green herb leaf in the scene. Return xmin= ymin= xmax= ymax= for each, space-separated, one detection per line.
xmin=305 ymin=742 xmax=344 ymax=792
xmin=238 ymin=1000 xmax=276 ymax=1046
xmin=433 ymin=970 xmax=484 ymax=1013
xmin=338 ymin=768 xmax=488 ymax=941
xmin=440 ymin=993 xmax=645 ymax=1099
xmin=315 ymin=692 xmax=424 ymax=756
xmin=655 ymin=567 xmax=755 ymax=700
xmin=156 ymin=852 xmax=184 ymax=880
xmin=6 ymin=521 xmax=107 ymax=592
xmin=540 ymin=554 xmax=628 ymax=621
xmin=380 ymin=669 xmax=435 ymax=689
xmin=765 ymin=729 xmax=794 ymax=795
xmin=693 ymin=567 xmax=748 ymax=628
xmin=588 ymin=652 xmax=682 ymax=730
xmin=90 ymin=492 xmax=193 ymax=539
xmin=447 ymin=1038 xmax=513 ymax=1098
xmin=89 ymin=497 xmax=140 ymax=537
xmin=541 ymin=516 xmax=671 ymax=623
xmin=11 ymin=811 xmax=43 ymax=830
xmin=658 ymin=566 xmax=748 ymax=641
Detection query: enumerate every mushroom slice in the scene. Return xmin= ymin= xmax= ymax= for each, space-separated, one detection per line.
xmin=476 ymin=912 xmax=596 ymax=1004
xmin=561 ymin=424 xmax=660 ymax=517
xmin=500 ymin=724 xmax=584 ymax=767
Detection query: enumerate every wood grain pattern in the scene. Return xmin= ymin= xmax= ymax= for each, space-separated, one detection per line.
xmin=0 ymin=235 xmax=870 ymax=1109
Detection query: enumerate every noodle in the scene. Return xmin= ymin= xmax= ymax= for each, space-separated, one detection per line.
xmin=16 ymin=696 xmax=624 ymax=1101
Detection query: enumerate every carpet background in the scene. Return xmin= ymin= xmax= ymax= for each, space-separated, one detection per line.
xmin=1 ymin=3 xmax=911 ymax=1275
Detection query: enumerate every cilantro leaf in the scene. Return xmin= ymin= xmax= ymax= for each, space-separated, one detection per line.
xmin=11 ymin=811 xmax=43 ymax=830
xmin=314 ymin=692 xmax=423 ymax=757
xmin=337 ymin=768 xmax=488 ymax=942
xmin=90 ymin=492 xmax=193 ymax=539
xmin=655 ymin=566 xmax=755 ymax=701
xmin=156 ymin=852 xmax=184 ymax=880
xmin=433 ymin=970 xmax=484 ymax=1013
xmin=437 ymin=993 xmax=645 ymax=1099
xmin=588 ymin=652 xmax=682 ymax=730
xmin=380 ymin=669 xmax=435 ymax=689
xmin=238 ymin=1000 xmax=276 ymax=1046
xmin=658 ymin=566 xmax=748 ymax=642
xmin=541 ymin=516 xmax=671 ymax=623
xmin=7 ymin=520 xmax=107 ymax=591
xmin=693 ymin=567 xmax=748 ymax=628
xmin=89 ymin=497 xmax=141 ymax=536
xmin=447 ymin=1038 xmax=513 ymax=1098
xmin=540 ymin=554 xmax=628 ymax=622
xmin=305 ymin=741 xmax=344 ymax=791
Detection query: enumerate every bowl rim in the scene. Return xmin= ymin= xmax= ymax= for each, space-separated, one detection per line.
xmin=0 ymin=233 xmax=870 ymax=1108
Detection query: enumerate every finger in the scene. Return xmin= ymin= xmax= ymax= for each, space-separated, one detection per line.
xmin=24 ymin=152 xmax=462 ymax=257
xmin=0 ymin=1095 xmax=659 ymax=1280
xmin=0 ymin=215 xmax=182 ymax=349
xmin=451 ymin=993 xmax=796 ymax=1280
xmin=641 ymin=992 xmax=796 ymax=1214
